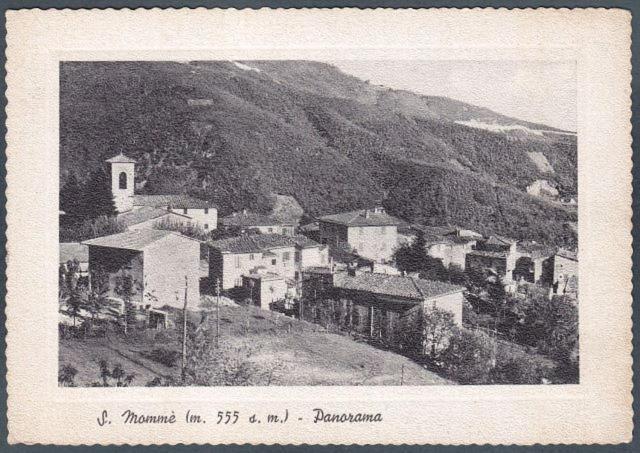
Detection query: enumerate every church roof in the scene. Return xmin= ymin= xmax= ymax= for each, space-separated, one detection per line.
xmin=117 ymin=206 xmax=191 ymax=228
xmin=133 ymin=194 xmax=213 ymax=209
xmin=106 ymin=152 xmax=137 ymax=164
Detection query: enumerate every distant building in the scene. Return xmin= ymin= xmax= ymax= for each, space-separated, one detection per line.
xmin=513 ymin=241 xmax=556 ymax=284
xmin=242 ymin=273 xmax=289 ymax=310
xmin=465 ymin=235 xmax=519 ymax=282
xmin=106 ymin=152 xmax=217 ymax=231
xmin=221 ymin=210 xmax=296 ymax=236
xmin=399 ymin=225 xmax=479 ymax=270
xmin=550 ymin=249 xmax=578 ymax=296
xmin=132 ymin=194 xmax=218 ymax=231
xmin=208 ymin=233 xmax=328 ymax=290
xmin=318 ymin=207 xmax=403 ymax=263
xmin=526 ymin=179 xmax=560 ymax=199
xmin=83 ymin=230 xmax=201 ymax=312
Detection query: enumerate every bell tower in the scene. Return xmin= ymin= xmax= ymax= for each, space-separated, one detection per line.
xmin=106 ymin=152 xmax=136 ymax=213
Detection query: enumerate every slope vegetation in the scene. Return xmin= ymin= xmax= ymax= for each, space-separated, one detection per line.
xmin=60 ymin=60 xmax=577 ymax=246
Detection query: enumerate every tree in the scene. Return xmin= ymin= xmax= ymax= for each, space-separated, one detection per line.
xmin=83 ymin=168 xmax=117 ymax=218
xmin=421 ymin=305 xmax=456 ymax=359
xmin=86 ymin=265 xmax=120 ymax=323
xmin=59 ymin=260 xmax=86 ymax=327
xmin=394 ymin=231 xmax=429 ymax=273
xmin=114 ymin=272 xmax=139 ymax=335
xmin=58 ymin=364 xmax=78 ymax=387
xmin=440 ymin=328 xmax=496 ymax=384
xmin=59 ymin=174 xmax=85 ymax=224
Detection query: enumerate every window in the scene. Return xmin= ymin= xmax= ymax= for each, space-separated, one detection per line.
xmin=183 ymin=208 xmax=188 ymax=215
xmin=271 ymin=259 xmax=277 ymax=266
xmin=249 ymin=254 xmax=255 ymax=261
xmin=118 ymin=172 xmax=127 ymax=190
xmin=268 ymin=227 xmax=274 ymax=233
xmin=283 ymin=252 xmax=290 ymax=262
xmin=204 ymin=208 xmax=209 ymax=214
xmin=381 ymin=226 xmax=387 ymax=233
xmin=295 ymin=251 xmax=301 ymax=262
xmin=235 ymin=256 xmax=241 ymax=268
xmin=204 ymin=224 xmax=209 ymax=230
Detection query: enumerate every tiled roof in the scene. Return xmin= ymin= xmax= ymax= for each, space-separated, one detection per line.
xmin=517 ymin=241 xmax=555 ymax=259
xmin=117 ymin=206 xmax=191 ymax=228
xmin=290 ymin=234 xmax=323 ymax=249
xmin=335 ymin=273 xmax=464 ymax=301
xmin=556 ymin=249 xmax=578 ymax=261
xmin=299 ymin=222 xmax=319 ymax=232
xmin=318 ymin=209 xmax=403 ymax=227
xmin=106 ymin=152 xmax=137 ymax=164
xmin=221 ymin=211 xmax=286 ymax=227
xmin=60 ymin=242 xmax=89 ymax=263
xmin=467 ymin=250 xmax=508 ymax=259
xmin=210 ymin=234 xmax=297 ymax=254
xmin=485 ymin=235 xmax=516 ymax=246
xmin=133 ymin=194 xmax=213 ymax=209
xmin=83 ymin=230 xmax=197 ymax=251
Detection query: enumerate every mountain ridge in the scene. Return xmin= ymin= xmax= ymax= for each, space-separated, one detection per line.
xmin=60 ymin=60 xmax=577 ymax=246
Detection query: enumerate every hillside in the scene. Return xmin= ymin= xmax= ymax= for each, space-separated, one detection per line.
xmin=59 ymin=304 xmax=451 ymax=386
xmin=60 ymin=60 xmax=577 ymax=246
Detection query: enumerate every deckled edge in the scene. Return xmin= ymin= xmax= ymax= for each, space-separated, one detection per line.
xmin=2 ymin=5 xmax=636 ymax=447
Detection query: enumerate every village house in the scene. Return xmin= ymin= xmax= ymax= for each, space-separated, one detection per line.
xmin=83 ymin=230 xmax=201 ymax=321
xmin=399 ymin=225 xmax=480 ymax=270
xmin=106 ymin=153 xmax=218 ymax=231
xmin=549 ymin=249 xmax=578 ymax=296
xmin=318 ymin=207 xmax=403 ymax=263
xmin=513 ymin=241 xmax=556 ymax=284
xmin=465 ymin=235 xmax=519 ymax=282
xmin=329 ymin=272 xmax=465 ymax=345
xmin=208 ymin=233 xmax=328 ymax=291
xmin=241 ymin=272 xmax=292 ymax=310
xmin=221 ymin=210 xmax=296 ymax=236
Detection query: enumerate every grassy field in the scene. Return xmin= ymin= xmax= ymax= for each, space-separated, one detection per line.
xmin=59 ymin=304 xmax=452 ymax=386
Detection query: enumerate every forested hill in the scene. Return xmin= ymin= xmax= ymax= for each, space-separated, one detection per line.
xmin=60 ymin=61 xmax=577 ymax=246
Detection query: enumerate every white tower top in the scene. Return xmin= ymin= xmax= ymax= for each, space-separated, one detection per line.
xmin=106 ymin=152 xmax=136 ymax=213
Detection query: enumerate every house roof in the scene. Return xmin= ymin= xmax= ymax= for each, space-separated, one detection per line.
xmin=60 ymin=242 xmax=89 ymax=263
xmin=290 ymin=234 xmax=324 ymax=249
xmin=210 ymin=233 xmax=312 ymax=254
xmin=133 ymin=194 xmax=213 ymax=209
xmin=83 ymin=229 xmax=198 ymax=251
xmin=299 ymin=221 xmax=319 ymax=232
xmin=117 ymin=206 xmax=191 ymax=228
xmin=221 ymin=211 xmax=286 ymax=228
xmin=467 ymin=250 xmax=508 ymax=259
xmin=556 ymin=249 xmax=578 ymax=261
xmin=485 ymin=235 xmax=516 ymax=246
xmin=517 ymin=241 xmax=555 ymax=259
xmin=106 ymin=152 xmax=137 ymax=164
xmin=335 ymin=273 xmax=464 ymax=301
xmin=318 ymin=209 xmax=403 ymax=227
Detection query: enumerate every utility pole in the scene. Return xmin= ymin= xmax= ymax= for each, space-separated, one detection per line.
xmin=215 ymin=278 xmax=221 ymax=348
xmin=181 ymin=276 xmax=188 ymax=381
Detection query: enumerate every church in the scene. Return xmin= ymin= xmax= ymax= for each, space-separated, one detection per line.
xmin=106 ymin=153 xmax=218 ymax=231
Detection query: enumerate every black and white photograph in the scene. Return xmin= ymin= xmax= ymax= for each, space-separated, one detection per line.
xmin=57 ymin=59 xmax=579 ymax=387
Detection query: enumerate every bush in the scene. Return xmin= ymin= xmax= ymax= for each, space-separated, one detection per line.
xmin=491 ymin=349 xmax=554 ymax=384
xmin=440 ymin=328 xmax=495 ymax=384
xmin=58 ymin=364 xmax=78 ymax=387
xmin=147 ymin=347 xmax=181 ymax=368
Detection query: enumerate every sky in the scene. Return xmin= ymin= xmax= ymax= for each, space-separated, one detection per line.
xmin=330 ymin=60 xmax=577 ymax=132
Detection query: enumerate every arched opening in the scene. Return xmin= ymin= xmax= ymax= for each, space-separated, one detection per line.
xmin=118 ymin=172 xmax=127 ymax=190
